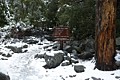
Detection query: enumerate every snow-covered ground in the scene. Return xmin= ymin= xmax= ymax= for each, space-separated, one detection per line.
xmin=0 ymin=38 xmax=120 ymax=80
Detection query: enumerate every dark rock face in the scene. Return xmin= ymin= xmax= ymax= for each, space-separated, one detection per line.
xmin=0 ymin=72 xmax=10 ymax=80
xmin=43 ymin=53 xmax=64 ymax=69
xmin=74 ymin=65 xmax=85 ymax=73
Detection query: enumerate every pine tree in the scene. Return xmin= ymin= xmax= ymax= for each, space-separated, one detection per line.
xmin=95 ymin=0 xmax=117 ymax=71
xmin=0 ymin=1 xmax=7 ymax=27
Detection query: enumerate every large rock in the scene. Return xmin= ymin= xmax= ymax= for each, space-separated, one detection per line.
xmin=22 ymin=45 xmax=28 ymax=48
xmin=78 ymin=51 xmax=94 ymax=60
xmin=64 ymin=46 xmax=73 ymax=53
xmin=80 ymin=38 xmax=95 ymax=52
xmin=34 ymin=54 xmax=44 ymax=59
xmin=27 ymin=40 xmax=39 ymax=44
xmin=91 ymin=77 xmax=103 ymax=80
xmin=0 ymin=72 xmax=10 ymax=80
xmin=116 ymin=37 xmax=120 ymax=45
xmin=115 ymin=61 xmax=120 ymax=68
xmin=71 ymin=58 xmax=79 ymax=64
xmin=6 ymin=46 xmax=22 ymax=53
xmin=116 ymin=37 xmax=120 ymax=50
xmin=43 ymin=52 xmax=64 ymax=69
xmin=61 ymin=60 xmax=71 ymax=66
xmin=74 ymin=65 xmax=85 ymax=73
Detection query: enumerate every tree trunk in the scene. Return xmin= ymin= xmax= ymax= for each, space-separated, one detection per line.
xmin=95 ymin=0 xmax=117 ymax=71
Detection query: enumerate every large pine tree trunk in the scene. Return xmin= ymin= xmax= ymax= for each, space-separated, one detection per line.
xmin=95 ymin=0 xmax=117 ymax=71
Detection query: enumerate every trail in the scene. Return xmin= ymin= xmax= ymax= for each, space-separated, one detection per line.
xmin=7 ymin=44 xmax=46 ymax=80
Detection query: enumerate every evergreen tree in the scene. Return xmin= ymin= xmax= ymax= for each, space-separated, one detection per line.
xmin=116 ymin=0 xmax=120 ymax=37
xmin=0 ymin=1 xmax=7 ymax=27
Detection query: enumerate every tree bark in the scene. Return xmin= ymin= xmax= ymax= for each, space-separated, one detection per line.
xmin=95 ymin=0 xmax=117 ymax=71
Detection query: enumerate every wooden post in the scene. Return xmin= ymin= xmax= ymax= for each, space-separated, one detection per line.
xmin=60 ymin=41 xmax=64 ymax=50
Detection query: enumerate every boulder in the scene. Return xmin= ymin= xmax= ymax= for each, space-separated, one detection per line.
xmin=44 ymin=35 xmax=54 ymax=41
xmin=64 ymin=46 xmax=73 ymax=53
xmin=115 ymin=76 xmax=120 ymax=79
xmin=85 ymin=78 xmax=90 ymax=80
xmin=43 ymin=52 xmax=64 ymax=69
xmin=80 ymin=38 xmax=95 ymax=52
xmin=6 ymin=54 xmax=12 ymax=57
xmin=0 ymin=72 xmax=10 ymax=80
xmin=71 ymin=58 xmax=79 ymax=64
xmin=0 ymin=52 xmax=3 ymax=55
xmin=91 ymin=77 xmax=103 ymax=80
xmin=74 ymin=65 xmax=85 ymax=73
xmin=52 ymin=44 xmax=60 ymax=51
xmin=116 ymin=37 xmax=120 ymax=45
xmin=70 ymin=50 xmax=79 ymax=59
xmin=64 ymin=53 xmax=71 ymax=60
xmin=69 ymin=75 xmax=76 ymax=78
xmin=78 ymin=51 xmax=94 ymax=60
xmin=61 ymin=60 xmax=71 ymax=66
xmin=34 ymin=54 xmax=44 ymax=59
xmin=27 ymin=40 xmax=39 ymax=44
xmin=115 ymin=61 xmax=120 ymax=68
xmin=1 ymin=58 xmax=8 ymax=60
xmin=6 ymin=46 xmax=22 ymax=53
xmin=22 ymin=45 xmax=28 ymax=48
xmin=116 ymin=37 xmax=120 ymax=50
xmin=1 ymin=53 xmax=12 ymax=58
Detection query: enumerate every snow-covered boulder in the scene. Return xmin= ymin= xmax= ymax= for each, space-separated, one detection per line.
xmin=0 ymin=72 xmax=10 ymax=80
xmin=5 ymin=46 xmax=22 ymax=53
xmin=43 ymin=51 xmax=64 ymax=69
xmin=64 ymin=46 xmax=73 ymax=53
xmin=34 ymin=54 xmax=44 ymax=59
xmin=61 ymin=60 xmax=71 ymax=66
xmin=71 ymin=58 xmax=79 ymax=64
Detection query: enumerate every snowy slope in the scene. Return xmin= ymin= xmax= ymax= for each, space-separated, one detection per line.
xmin=0 ymin=39 xmax=120 ymax=80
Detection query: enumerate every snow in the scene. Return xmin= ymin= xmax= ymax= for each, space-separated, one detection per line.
xmin=0 ymin=38 xmax=120 ymax=80
xmin=115 ymin=52 xmax=120 ymax=61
